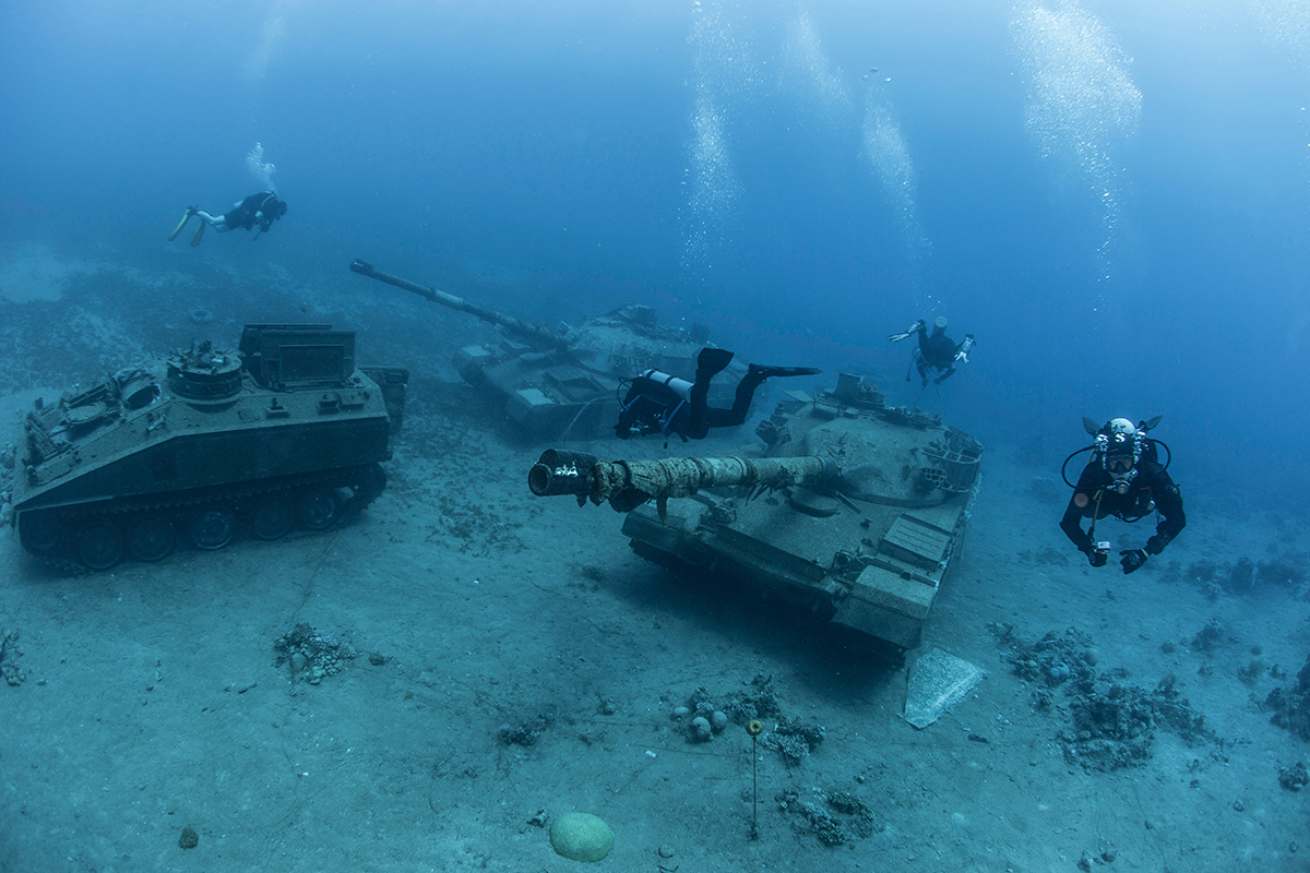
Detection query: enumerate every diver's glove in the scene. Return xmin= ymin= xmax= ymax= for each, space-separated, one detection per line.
xmin=1119 ymin=549 xmax=1148 ymax=574
xmin=1087 ymin=548 xmax=1108 ymax=568
xmin=1144 ymin=535 xmax=1165 ymax=556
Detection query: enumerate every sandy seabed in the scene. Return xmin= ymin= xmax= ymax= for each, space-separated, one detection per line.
xmin=0 ymin=242 xmax=1307 ymax=873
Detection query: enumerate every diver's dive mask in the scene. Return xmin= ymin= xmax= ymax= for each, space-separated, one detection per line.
xmin=1095 ymin=425 xmax=1145 ymax=495
xmin=1106 ymin=455 xmax=1137 ymax=494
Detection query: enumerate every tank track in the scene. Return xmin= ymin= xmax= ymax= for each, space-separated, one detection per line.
xmin=14 ymin=463 xmax=387 ymax=572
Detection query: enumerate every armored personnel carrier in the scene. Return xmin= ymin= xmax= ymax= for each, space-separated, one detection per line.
xmin=350 ymin=259 xmax=744 ymax=441
xmin=10 ymin=324 xmax=407 ymax=570
xmin=529 ymin=373 xmax=982 ymax=649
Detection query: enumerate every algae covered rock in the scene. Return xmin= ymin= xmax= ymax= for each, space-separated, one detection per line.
xmin=549 ymin=812 xmax=614 ymax=862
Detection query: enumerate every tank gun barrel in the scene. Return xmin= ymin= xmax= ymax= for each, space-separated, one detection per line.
xmin=528 ymin=449 xmax=836 ymax=514
xmin=349 ymin=259 xmax=566 ymax=350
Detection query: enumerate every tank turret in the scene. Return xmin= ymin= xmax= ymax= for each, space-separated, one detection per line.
xmin=529 ymin=373 xmax=983 ymax=649
xmin=350 ymin=259 xmax=744 ymax=441
xmin=10 ymin=323 xmax=407 ymax=570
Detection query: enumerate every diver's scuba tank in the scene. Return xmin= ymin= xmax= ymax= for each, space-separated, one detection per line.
xmin=636 ymin=369 xmax=693 ymax=400
xmin=615 ymin=368 xmax=696 ymax=441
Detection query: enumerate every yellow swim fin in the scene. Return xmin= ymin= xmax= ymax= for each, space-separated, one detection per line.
xmin=168 ymin=208 xmax=194 ymax=242
xmin=190 ymin=220 xmax=206 ymax=247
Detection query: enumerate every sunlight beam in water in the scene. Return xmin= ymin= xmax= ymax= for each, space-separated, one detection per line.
xmin=681 ymin=0 xmax=756 ymax=276
xmin=1011 ymin=0 xmax=1141 ymax=303
xmin=242 ymin=5 xmax=289 ymax=85
xmin=861 ymin=87 xmax=932 ymax=310
xmin=778 ymin=11 xmax=855 ymax=129
xmin=781 ymin=9 xmax=930 ymax=309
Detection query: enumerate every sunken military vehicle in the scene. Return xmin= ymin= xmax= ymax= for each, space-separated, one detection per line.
xmin=529 ymin=373 xmax=982 ymax=649
xmin=10 ymin=323 xmax=407 ymax=570
xmin=350 ymin=259 xmax=744 ymax=441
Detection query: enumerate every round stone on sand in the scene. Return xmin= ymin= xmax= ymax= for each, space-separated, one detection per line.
xmin=549 ymin=812 xmax=614 ymax=862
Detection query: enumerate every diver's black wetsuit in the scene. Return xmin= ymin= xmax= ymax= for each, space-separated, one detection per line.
xmin=917 ymin=326 xmax=959 ymax=384
xmin=224 ymin=192 xmax=284 ymax=231
xmin=614 ymin=363 xmax=764 ymax=441
xmin=615 ymin=348 xmax=817 ymax=441
xmin=1059 ymin=459 xmax=1186 ymax=556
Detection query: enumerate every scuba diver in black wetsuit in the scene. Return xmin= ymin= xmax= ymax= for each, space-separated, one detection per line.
xmin=1059 ymin=416 xmax=1186 ymax=574
xmin=614 ymin=347 xmax=820 ymax=442
xmin=168 ymin=191 xmax=288 ymax=247
xmin=887 ymin=315 xmax=976 ymax=386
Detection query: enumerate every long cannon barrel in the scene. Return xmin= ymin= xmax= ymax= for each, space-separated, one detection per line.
xmin=350 ymin=259 xmax=566 ymax=350
xmin=528 ymin=449 xmax=837 ymax=514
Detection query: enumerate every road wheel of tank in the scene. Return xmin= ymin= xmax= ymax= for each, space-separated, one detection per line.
xmin=19 ymin=511 xmax=64 ymax=556
xmin=127 ymin=514 xmax=175 ymax=562
xmin=190 ymin=508 xmax=236 ymax=550
xmin=298 ymin=489 xmax=340 ymax=531
xmin=249 ymin=496 xmax=295 ymax=541
xmin=75 ymin=521 xmax=125 ymax=570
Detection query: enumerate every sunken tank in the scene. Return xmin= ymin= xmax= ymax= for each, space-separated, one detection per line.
xmin=528 ymin=373 xmax=983 ymax=649
xmin=9 ymin=323 xmax=407 ymax=570
xmin=350 ymin=259 xmax=745 ymax=441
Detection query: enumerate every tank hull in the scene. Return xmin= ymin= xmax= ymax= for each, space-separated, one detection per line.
xmin=455 ymin=343 xmax=620 ymax=441
xmin=10 ymin=324 xmax=405 ymax=569
xmin=351 ymin=258 xmax=747 ymax=442
xmin=455 ymin=337 xmax=747 ymax=442
xmin=621 ymin=486 xmax=969 ymax=649
xmin=616 ymin=375 xmax=982 ymax=648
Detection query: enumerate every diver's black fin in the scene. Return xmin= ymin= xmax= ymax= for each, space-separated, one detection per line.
xmin=1082 ymin=417 xmax=1101 ymax=435
xmin=1139 ymin=415 xmax=1163 ymax=432
xmin=695 ymin=347 xmax=735 ymax=380
xmin=747 ymin=364 xmax=821 ymax=379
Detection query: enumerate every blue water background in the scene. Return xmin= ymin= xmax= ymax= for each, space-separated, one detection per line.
xmin=3 ymin=0 xmax=1308 ymax=499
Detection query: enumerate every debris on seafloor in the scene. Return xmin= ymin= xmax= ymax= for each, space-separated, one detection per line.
xmin=274 ymin=622 xmax=358 ymax=686
xmin=902 ymin=647 xmax=985 ymax=729
xmin=668 ymin=675 xmax=825 ymax=765
xmin=1266 ymin=654 xmax=1310 ymax=743
xmin=1 ymin=630 xmax=24 ymax=686
xmin=777 ymin=787 xmax=882 ymax=846
xmin=993 ymin=625 xmax=1217 ymax=771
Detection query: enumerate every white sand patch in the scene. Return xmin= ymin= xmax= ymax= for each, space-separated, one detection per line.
xmin=120 ymin=264 xmax=203 ymax=295
xmin=64 ymin=307 xmax=149 ymax=370
xmin=0 ymin=388 xmax=58 ymax=422
xmin=0 ymin=242 xmax=95 ymax=303
xmin=0 ymin=389 xmax=60 ymax=454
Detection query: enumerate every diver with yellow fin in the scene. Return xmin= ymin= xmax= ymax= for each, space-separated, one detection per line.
xmin=168 ymin=191 xmax=288 ymax=247
xmin=615 ymin=347 xmax=820 ymax=443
